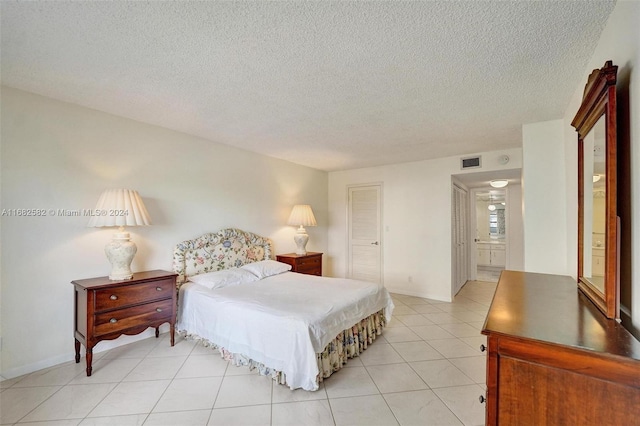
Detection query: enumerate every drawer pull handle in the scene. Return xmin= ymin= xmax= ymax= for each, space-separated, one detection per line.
xmin=156 ymin=287 xmax=163 ymax=291
xmin=110 ymin=295 xmax=118 ymax=300
xmin=109 ymin=318 xmax=117 ymax=324
xmin=480 ymin=344 xmax=486 ymax=352
xmin=156 ymin=308 xmax=162 ymax=312
xmin=479 ymin=395 xmax=486 ymax=404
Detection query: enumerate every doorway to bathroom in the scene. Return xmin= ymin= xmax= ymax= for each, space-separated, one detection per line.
xmin=473 ymin=189 xmax=507 ymax=282
xmin=452 ymin=169 xmax=524 ymax=291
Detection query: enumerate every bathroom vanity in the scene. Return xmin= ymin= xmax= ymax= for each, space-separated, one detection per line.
xmin=476 ymin=241 xmax=505 ymax=268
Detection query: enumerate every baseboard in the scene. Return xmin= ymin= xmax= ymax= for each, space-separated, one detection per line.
xmin=384 ymin=286 xmax=451 ymax=303
xmin=1 ymin=325 xmax=169 ymax=380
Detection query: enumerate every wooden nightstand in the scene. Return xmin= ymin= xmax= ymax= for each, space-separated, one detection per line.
xmin=72 ymin=270 xmax=177 ymax=376
xmin=276 ymin=252 xmax=323 ymax=276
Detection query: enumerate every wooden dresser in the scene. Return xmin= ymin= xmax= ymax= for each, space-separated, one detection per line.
xmin=482 ymin=271 xmax=640 ymax=425
xmin=72 ymin=270 xmax=177 ymax=376
xmin=276 ymin=252 xmax=323 ymax=276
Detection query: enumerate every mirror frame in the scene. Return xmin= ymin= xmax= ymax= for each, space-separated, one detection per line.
xmin=571 ymin=60 xmax=619 ymax=319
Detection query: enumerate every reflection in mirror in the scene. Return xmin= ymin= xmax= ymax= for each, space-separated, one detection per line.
xmin=582 ymin=115 xmax=607 ymax=294
xmin=475 ymin=190 xmax=506 ymax=241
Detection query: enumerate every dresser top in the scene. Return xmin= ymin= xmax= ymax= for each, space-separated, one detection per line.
xmin=276 ymin=252 xmax=323 ymax=259
xmin=482 ymin=270 xmax=640 ymax=360
xmin=71 ymin=269 xmax=177 ymax=289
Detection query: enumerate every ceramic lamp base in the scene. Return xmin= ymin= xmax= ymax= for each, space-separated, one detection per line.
xmin=105 ymin=231 xmax=137 ymax=280
xmin=293 ymin=226 xmax=309 ymax=255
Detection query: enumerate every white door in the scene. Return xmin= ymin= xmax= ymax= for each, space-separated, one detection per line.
xmin=348 ymin=185 xmax=382 ymax=284
xmin=452 ymin=183 xmax=469 ymax=294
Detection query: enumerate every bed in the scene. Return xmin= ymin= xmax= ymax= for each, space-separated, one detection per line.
xmin=173 ymin=228 xmax=394 ymax=391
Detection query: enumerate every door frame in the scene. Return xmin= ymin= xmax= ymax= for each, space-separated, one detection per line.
xmin=346 ymin=182 xmax=384 ymax=284
xmin=452 ymin=182 xmax=470 ymax=295
xmin=469 ymin=188 xmax=480 ymax=281
xmin=470 ymin=187 xmax=511 ymax=275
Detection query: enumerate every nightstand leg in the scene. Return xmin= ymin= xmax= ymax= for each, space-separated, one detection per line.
xmin=85 ymin=348 xmax=93 ymax=376
xmin=170 ymin=324 xmax=175 ymax=346
xmin=74 ymin=339 xmax=81 ymax=363
xmin=155 ymin=327 xmax=159 ymax=338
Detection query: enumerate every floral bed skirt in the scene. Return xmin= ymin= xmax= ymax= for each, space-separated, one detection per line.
xmin=178 ymin=309 xmax=387 ymax=390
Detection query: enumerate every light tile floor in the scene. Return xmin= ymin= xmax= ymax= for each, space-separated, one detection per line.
xmin=475 ymin=267 xmax=501 ymax=283
xmin=0 ymin=281 xmax=497 ymax=426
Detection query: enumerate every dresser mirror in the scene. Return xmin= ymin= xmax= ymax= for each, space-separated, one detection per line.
xmin=582 ymin=115 xmax=606 ymax=293
xmin=571 ymin=60 xmax=619 ymax=319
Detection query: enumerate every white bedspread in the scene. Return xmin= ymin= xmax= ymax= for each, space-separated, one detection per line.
xmin=177 ymin=271 xmax=394 ymax=390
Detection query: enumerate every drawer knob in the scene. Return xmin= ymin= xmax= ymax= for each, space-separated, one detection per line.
xmin=479 ymin=395 xmax=486 ymax=404
xmin=109 ymin=318 xmax=117 ymax=324
xmin=156 ymin=308 xmax=162 ymax=312
xmin=110 ymin=295 xmax=118 ymax=300
xmin=480 ymin=344 xmax=486 ymax=352
xmin=156 ymin=287 xmax=163 ymax=291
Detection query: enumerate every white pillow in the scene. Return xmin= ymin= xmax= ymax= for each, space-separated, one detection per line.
xmin=241 ymin=260 xmax=292 ymax=279
xmin=188 ymin=268 xmax=259 ymax=290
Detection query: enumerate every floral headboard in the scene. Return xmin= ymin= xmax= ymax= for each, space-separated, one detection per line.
xmin=172 ymin=228 xmax=273 ymax=285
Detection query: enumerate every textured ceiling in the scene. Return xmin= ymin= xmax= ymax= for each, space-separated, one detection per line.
xmin=1 ymin=1 xmax=615 ymax=171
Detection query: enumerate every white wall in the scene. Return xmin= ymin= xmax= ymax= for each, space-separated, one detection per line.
xmin=328 ymin=148 xmax=522 ymax=301
xmin=506 ymin=184 xmax=524 ymax=271
xmin=562 ymin=1 xmax=640 ymax=335
xmin=522 ymin=119 xmax=568 ymax=275
xmin=0 ymin=87 xmax=328 ymax=378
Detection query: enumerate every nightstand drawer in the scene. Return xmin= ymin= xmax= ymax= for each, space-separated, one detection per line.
xmin=296 ymin=256 xmax=321 ymax=268
xmin=94 ymin=298 xmax=173 ymax=336
xmin=95 ymin=278 xmax=174 ymax=311
xmin=297 ymin=265 xmax=321 ymax=276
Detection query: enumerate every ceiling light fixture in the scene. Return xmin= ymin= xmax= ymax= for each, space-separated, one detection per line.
xmin=490 ymin=179 xmax=509 ymax=188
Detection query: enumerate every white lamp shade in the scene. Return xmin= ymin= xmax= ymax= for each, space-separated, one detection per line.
xmin=287 ymin=204 xmax=317 ymax=227
xmin=87 ymin=189 xmax=152 ymax=227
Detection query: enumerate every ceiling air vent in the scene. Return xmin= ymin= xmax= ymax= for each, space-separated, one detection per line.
xmin=461 ymin=155 xmax=482 ymax=170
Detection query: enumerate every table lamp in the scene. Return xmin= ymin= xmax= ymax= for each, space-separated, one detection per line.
xmin=87 ymin=189 xmax=151 ymax=280
xmin=287 ymin=204 xmax=317 ymax=255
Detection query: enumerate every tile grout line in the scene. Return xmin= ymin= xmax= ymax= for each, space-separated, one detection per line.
xmin=142 ymin=338 xmax=194 ymax=423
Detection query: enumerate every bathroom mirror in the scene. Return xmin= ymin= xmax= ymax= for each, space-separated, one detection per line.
xmin=571 ymin=61 xmax=619 ymax=319
xmin=475 ymin=191 xmax=506 ymax=240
